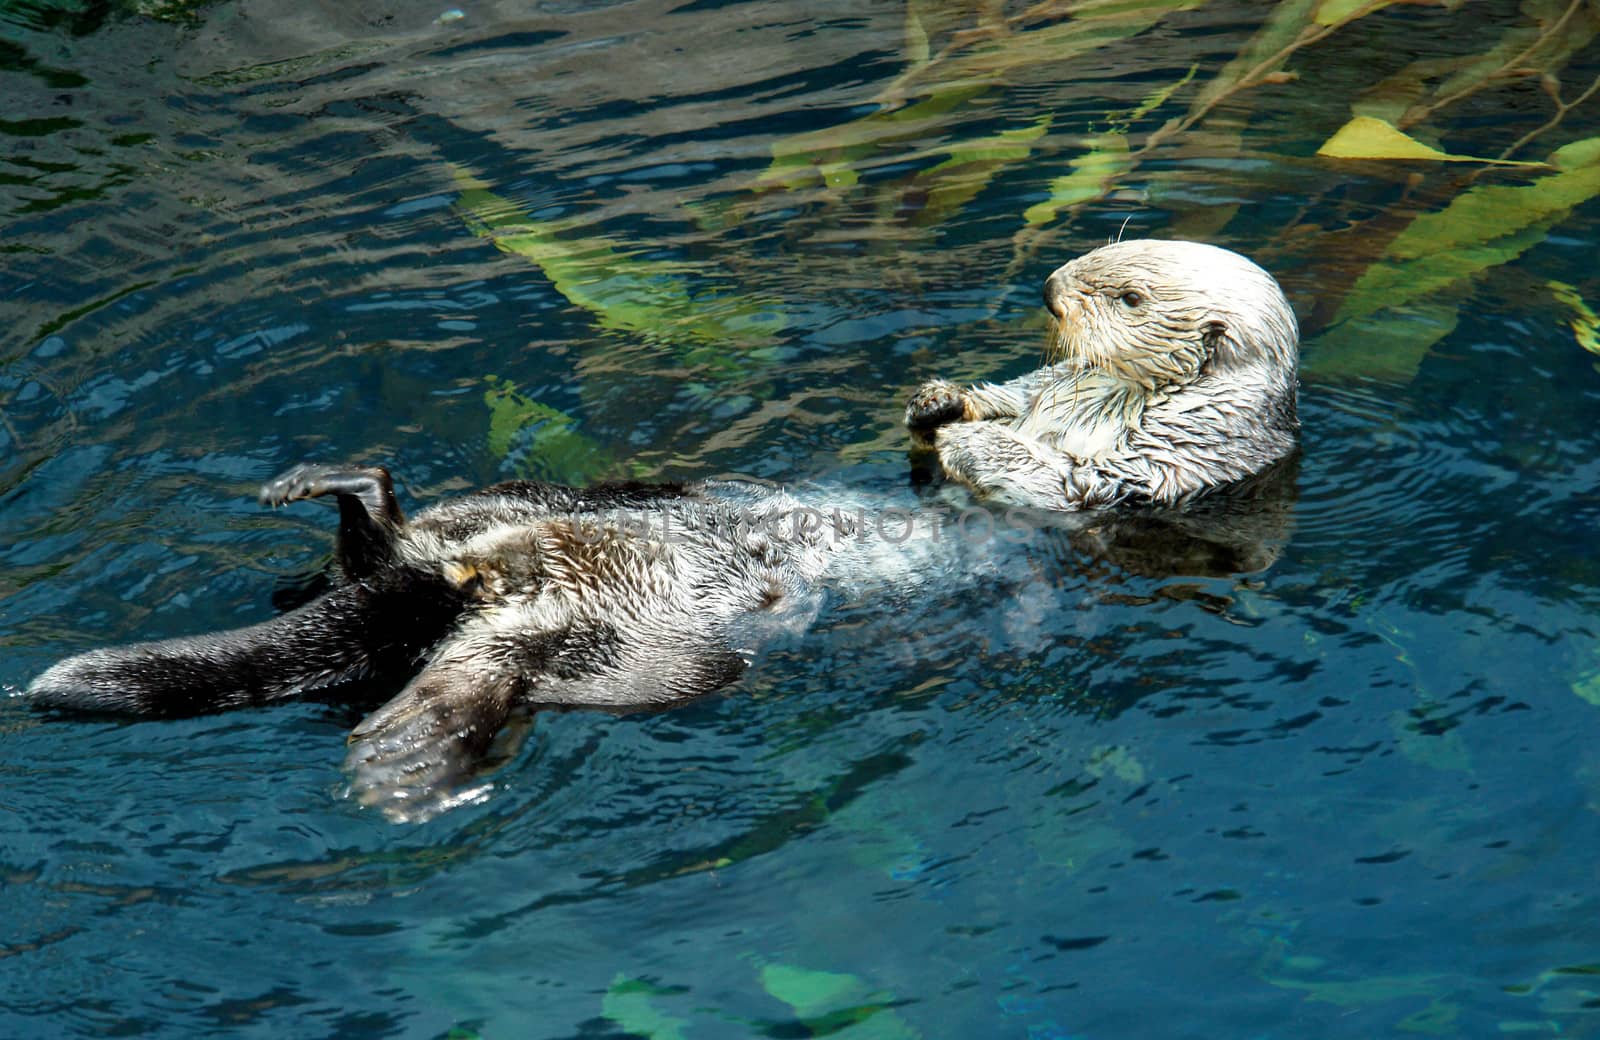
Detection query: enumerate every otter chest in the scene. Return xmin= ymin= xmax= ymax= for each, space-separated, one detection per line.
xmin=1012 ymin=380 xmax=1141 ymax=461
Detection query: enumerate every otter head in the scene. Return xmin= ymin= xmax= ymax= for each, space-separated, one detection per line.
xmin=1042 ymin=239 xmax=1298 ymax=398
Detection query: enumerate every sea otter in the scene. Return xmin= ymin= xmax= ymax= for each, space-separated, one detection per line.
xmin=906 ymin=239 xmax=1298 ymax=509
xmin=26 ymin=467 xmax=884 ymax=817
xmin=25 ymin=239 xmax=1300 ymax=820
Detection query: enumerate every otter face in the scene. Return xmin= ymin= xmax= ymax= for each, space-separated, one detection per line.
xmin=1042 ymin=239 xmax=1298 ymax=392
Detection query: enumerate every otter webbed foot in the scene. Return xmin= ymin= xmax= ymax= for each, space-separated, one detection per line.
xmin=261 ymin=463 xmax=406 ymax=579
xmin=260 ymin=463 xmax=403 ymax=521
xmin=905 ymin=379 xmax=968 ymax=434
xmin=343 ymin=663 xmax=527 ymax=823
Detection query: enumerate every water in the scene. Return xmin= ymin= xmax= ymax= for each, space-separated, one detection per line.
xmin=4 ymin=0 xmax=1600 ymax=1036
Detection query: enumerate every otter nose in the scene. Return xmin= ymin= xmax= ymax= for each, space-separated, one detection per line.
xmin=1043 ymin=271 xmax=1071 ymax=320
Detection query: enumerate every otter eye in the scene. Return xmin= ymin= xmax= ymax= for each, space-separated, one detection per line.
xmin=1119 ymin=291 xmax=1143 ymax=308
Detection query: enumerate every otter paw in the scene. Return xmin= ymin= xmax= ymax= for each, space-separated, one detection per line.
xmin=905 ymin=380 xmax=968 ymax=431
xmin=343 ymin=673 xmax=522 ymax=823
xmin=259 ymin=463 xmax=392 ymax=509
xmin=260 ymin=463 xmax=337 ymax=507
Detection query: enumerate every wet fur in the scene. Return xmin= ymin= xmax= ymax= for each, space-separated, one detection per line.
xmin=29 ymin=240 xmax=1300 ymax=819
xmin=906 ymin=239 xmax=1299 ymax=509
xmin=28 ymin=466 xmax=857 ymax=818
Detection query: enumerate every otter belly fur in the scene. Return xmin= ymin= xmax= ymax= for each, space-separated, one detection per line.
xmin=26 ymin=239 xmax=1299 ymax=820
xmin=27 ymin=465 xmax=981 ymax=819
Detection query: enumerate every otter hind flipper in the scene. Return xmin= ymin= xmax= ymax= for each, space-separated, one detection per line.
xmin=341 ymin=625 xmax=751 ymax=821
xmin=260 ymin=463 xmax=405 ymax=579
xmin=343 ymin=664 xmax=527 ymax=823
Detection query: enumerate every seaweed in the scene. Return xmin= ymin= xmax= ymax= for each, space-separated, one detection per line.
xmin=445 ymin=1 xmax=1600 ymax=460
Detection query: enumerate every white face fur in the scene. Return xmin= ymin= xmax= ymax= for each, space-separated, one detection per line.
xmin=1042 ymin=239 xmax=1298 ymax=392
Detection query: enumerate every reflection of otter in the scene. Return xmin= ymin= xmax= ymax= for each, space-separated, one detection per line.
xmin=907 ymin=239 xmax=1298 ymax=510
xmin=27 ymin=240 xmax=1301 ymax=820
xmin=1058 ymin=452 xmax=1300 ymax=579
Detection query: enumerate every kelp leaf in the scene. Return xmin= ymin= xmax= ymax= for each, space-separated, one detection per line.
xmin=1317 ymin=115 xmax=1546 ymax=166
xmin=755 ymin=83 xmax=989 ymax=194
xmin=1549 ymin=280 xmax=1600 ymax=356
xmin=1353 ymin=1 xmax=1600 ymax=130
xmin=1508 ymin=962 xmax=1600 ymax=996
xmin=761 ymin=965 xmax=866 ymax=1018
xmin=903 ymin=3 xmax=930 ymax=68
xmin=902 ymin=0 xmax=973 ymax=71
xmin=484 ymin=376 xmax=615 ymax=482
xmin=453 ymin=168 xmax=785 ymax=346
xmin=906 ymin=116 xmax=1051 ymax=225
xmin=745 ymin=0 xmax=1196 ymax=201
xmin=1329 ymin=136 xmax=1600 ymax=331
xmin=1313 ymin=0 xmax=1400 ymax=26
xmin=1303 ymin=300 xmax=1460 ymax=383
xmin=1572 ymin=668 xmax=1600 ymax=707
xmin=1397 ymin=1000 xmax=1460 ymax=1034
xmin=602 ymin=976 xmax=692 ymax=1040
xmin=1335 ymin=223 xmax=1550 ymax=328
xmin=946 ymin=1 xmax=1204 ymax=81
xmin=927 ymin=117 xmax=1051 ymax=169
xmin=760 ymin=965 xmax=921 ymax=1040
xmin=1270 ymin=972 xmax=1448 ymax=1006
xmin=1185 ymin=0 xmax=1318 ymax=117
xmin=1015 ymin=57 xmax=1196 ymax=231
xmin=1022 ymin=131 xmax=1131 ymax=226
xmin=1317 ymin=115 xmax=1448 ymax=160
xmin=1129 ymin=62 xmax=1198 ymax=122
xmin=1085 ymin=745 xmax=1146 ymax=784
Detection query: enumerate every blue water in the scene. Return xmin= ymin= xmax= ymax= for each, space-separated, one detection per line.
xmin=4 ymin=1 xmax=1600 ymax=1036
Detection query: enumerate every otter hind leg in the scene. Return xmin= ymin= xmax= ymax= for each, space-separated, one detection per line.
xmin=340 ymin=624 xmax=750 ymax=821
xmin=260 ymin=463 xmax=405 ymax=579
xmin=343 ymin=662 xmax=526 ymax=823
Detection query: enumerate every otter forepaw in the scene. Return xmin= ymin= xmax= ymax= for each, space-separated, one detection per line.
xmin=905 ymin=379 xmax=968 ymax=432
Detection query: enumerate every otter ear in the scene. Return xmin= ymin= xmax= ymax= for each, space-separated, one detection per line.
xmin=1201 ymin=319 xmax=1234 ymax=371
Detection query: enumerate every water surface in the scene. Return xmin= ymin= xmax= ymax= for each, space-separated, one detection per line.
xmin=4 ymin=1 xmax=1600 ymax=1037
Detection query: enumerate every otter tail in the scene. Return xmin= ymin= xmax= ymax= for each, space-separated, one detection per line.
xmin=27 ymin=575 xmax=463 ymax=716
